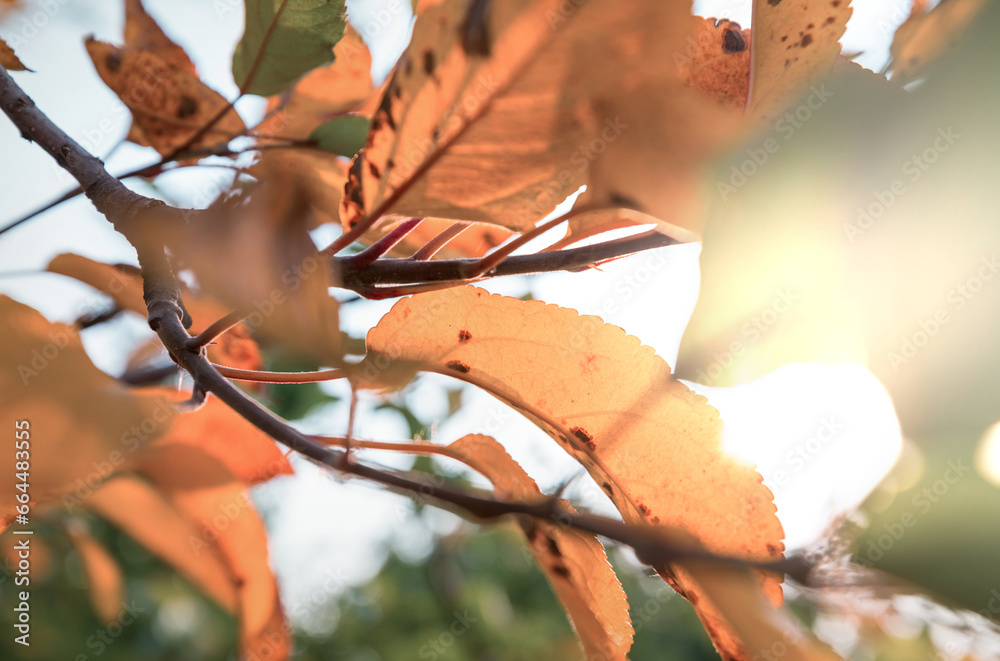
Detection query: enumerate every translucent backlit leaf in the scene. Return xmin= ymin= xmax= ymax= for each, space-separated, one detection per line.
xmin=357 ymin=286 xmax=785 ymax=659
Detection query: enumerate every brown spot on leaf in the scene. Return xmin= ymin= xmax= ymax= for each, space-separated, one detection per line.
xmin=551 ymin=564 xmax=571 ymax=579
xmin=458 ymin=329 xmax=472 ymax=342
xmin=446 ymin=360 xmax=470 ymax=373
xmin=461 ymin=0 xmax=492 ymax=56
xmin=601 ymin=481 xmax=613 ymax=496
xmin=176 ymin=95 xmax=198 ymax=119
xmin=368 ymin=161 xmax=381 ymax=179
xmin=570 ymin=427 xmax=596 ymax=451
xmin=766 ymin=543 xmax=781 ymax=555
xmin=722 ymin=28 xmax=746 ymax=54
xmin=105 ymin=52 xmax=122 ymax=73
xmin=422 ymin=50 xmax=436 ymax=76
xmin=800 ymin=33 xmax=813 ymax=47
xmin=824 ymin=15 xmax=836 ymax=25
xmin=768 ymin=0 xmax=782 ymax=4
xmin=546 ymin=536 xmax=562 ymax=557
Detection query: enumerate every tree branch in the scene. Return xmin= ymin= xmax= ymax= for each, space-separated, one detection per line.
xmin=336 ymin=229 xmax=678 ymax=291
xmin=0 ymin=64 xmax=806 ymax=585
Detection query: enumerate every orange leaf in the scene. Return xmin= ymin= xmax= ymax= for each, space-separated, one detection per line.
xmin=84 ymin=38 xmax=245 ymax=156
xmin=66 ymin=523 xmax=126 ymax=625
xmin=448 ymin=434 xmax=633 ymax=660
xmin=46 ymin=253 xmax=262 ymax=372
xmin=0 ymin=37 xmax=29 ymax=71
xmin=357 ymin=286 xmax=785 ymax=660
xmin=0 ymin=296 xmax=174 ymax=530
xmin=136 ymin=450 xmax=288 ymax=659
xmin=342 ymin=0 xmax=740 ymax=236
xmin=131 ymin=388 xmax=293 ymax=486
xmin=85 ymin=474 xmax=238 ymax=611
xmin=124 ymin=0 xmax=196 ymax=75
xmin=747 ymin=0 xmax=853 ymax=121
xmin=678 ymin=17 xmax=752 ymax=110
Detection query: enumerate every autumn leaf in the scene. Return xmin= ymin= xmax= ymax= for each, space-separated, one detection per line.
xmin=447 ymin=434 xmax=633 ymax=660
xmin=124 ymin=0 xmax=196 ymax=74
xmin=0 ymin=36 xmax=29 ymax=71
xmin=682 ymin=556 xmax=839 ymax=661
xmin=356 ymin=286 xmax=785 ymax=660
xmin=135 ymin=448 xmax=289 ymax=660
xmin=66 ymin=522 xmax=126 ymax=625
xmin=0 ymin=296 xmax=174 ymax=530
xmin=85 ymin=38 xmax=245 ymax=156
xmin=233 ymin=0 xmax=348 ymax=97
xmin=747 ymin=0 xmax=853 ymax=121
xmin=678 ymin=17 xmax=752 ymax=111
xmin=341 ymin=0 xmax=741 ymax=237
xmin=84 ymin=475 xmax=238 ymax=611
xmin=130 ymin=388 xmax=293 ymax=485
xmin=889 ymin=0 xmax=988 ymax=83
xmin=167 ymin=160 xmax=344 ymax=367
xmin=46 ymin=253 xmax=262 ymax=372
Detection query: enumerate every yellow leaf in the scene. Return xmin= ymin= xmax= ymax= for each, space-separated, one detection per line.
xmin=448 ymin=434 xmax=633 ymax=660
xmin=747 ymin=0 xmax=853 ymax=121
xmin=358 ymin=286 xmax=785 ymax=660
xmin=0 ymin=37 xmax=29 ymax=71
xmin=66 ymin=523 xmax=126 ymax=625
xmin=0 ymin=296 xmax=174 ymax=529
xmin=341 ymin=0 xmax=741 ymax=236
xmin=84 ymin=38 xmax=245 ymax=156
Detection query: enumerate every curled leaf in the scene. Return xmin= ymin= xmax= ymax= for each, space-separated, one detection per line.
xmin=448 ymin=434 xmax=633 ymax=660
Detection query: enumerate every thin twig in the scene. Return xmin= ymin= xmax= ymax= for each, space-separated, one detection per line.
xmin=213 ymin=364 xmax=347 ymax=383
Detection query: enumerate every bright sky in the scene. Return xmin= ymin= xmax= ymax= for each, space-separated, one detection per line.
xmin=0 ymin=0 xmax=918 ymax=623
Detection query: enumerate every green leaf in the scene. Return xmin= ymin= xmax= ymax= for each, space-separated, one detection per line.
xmin=308 ymin=115 xmax=370 ymax=156
xmin=233 ymin=0 xmax=348 ymax=97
